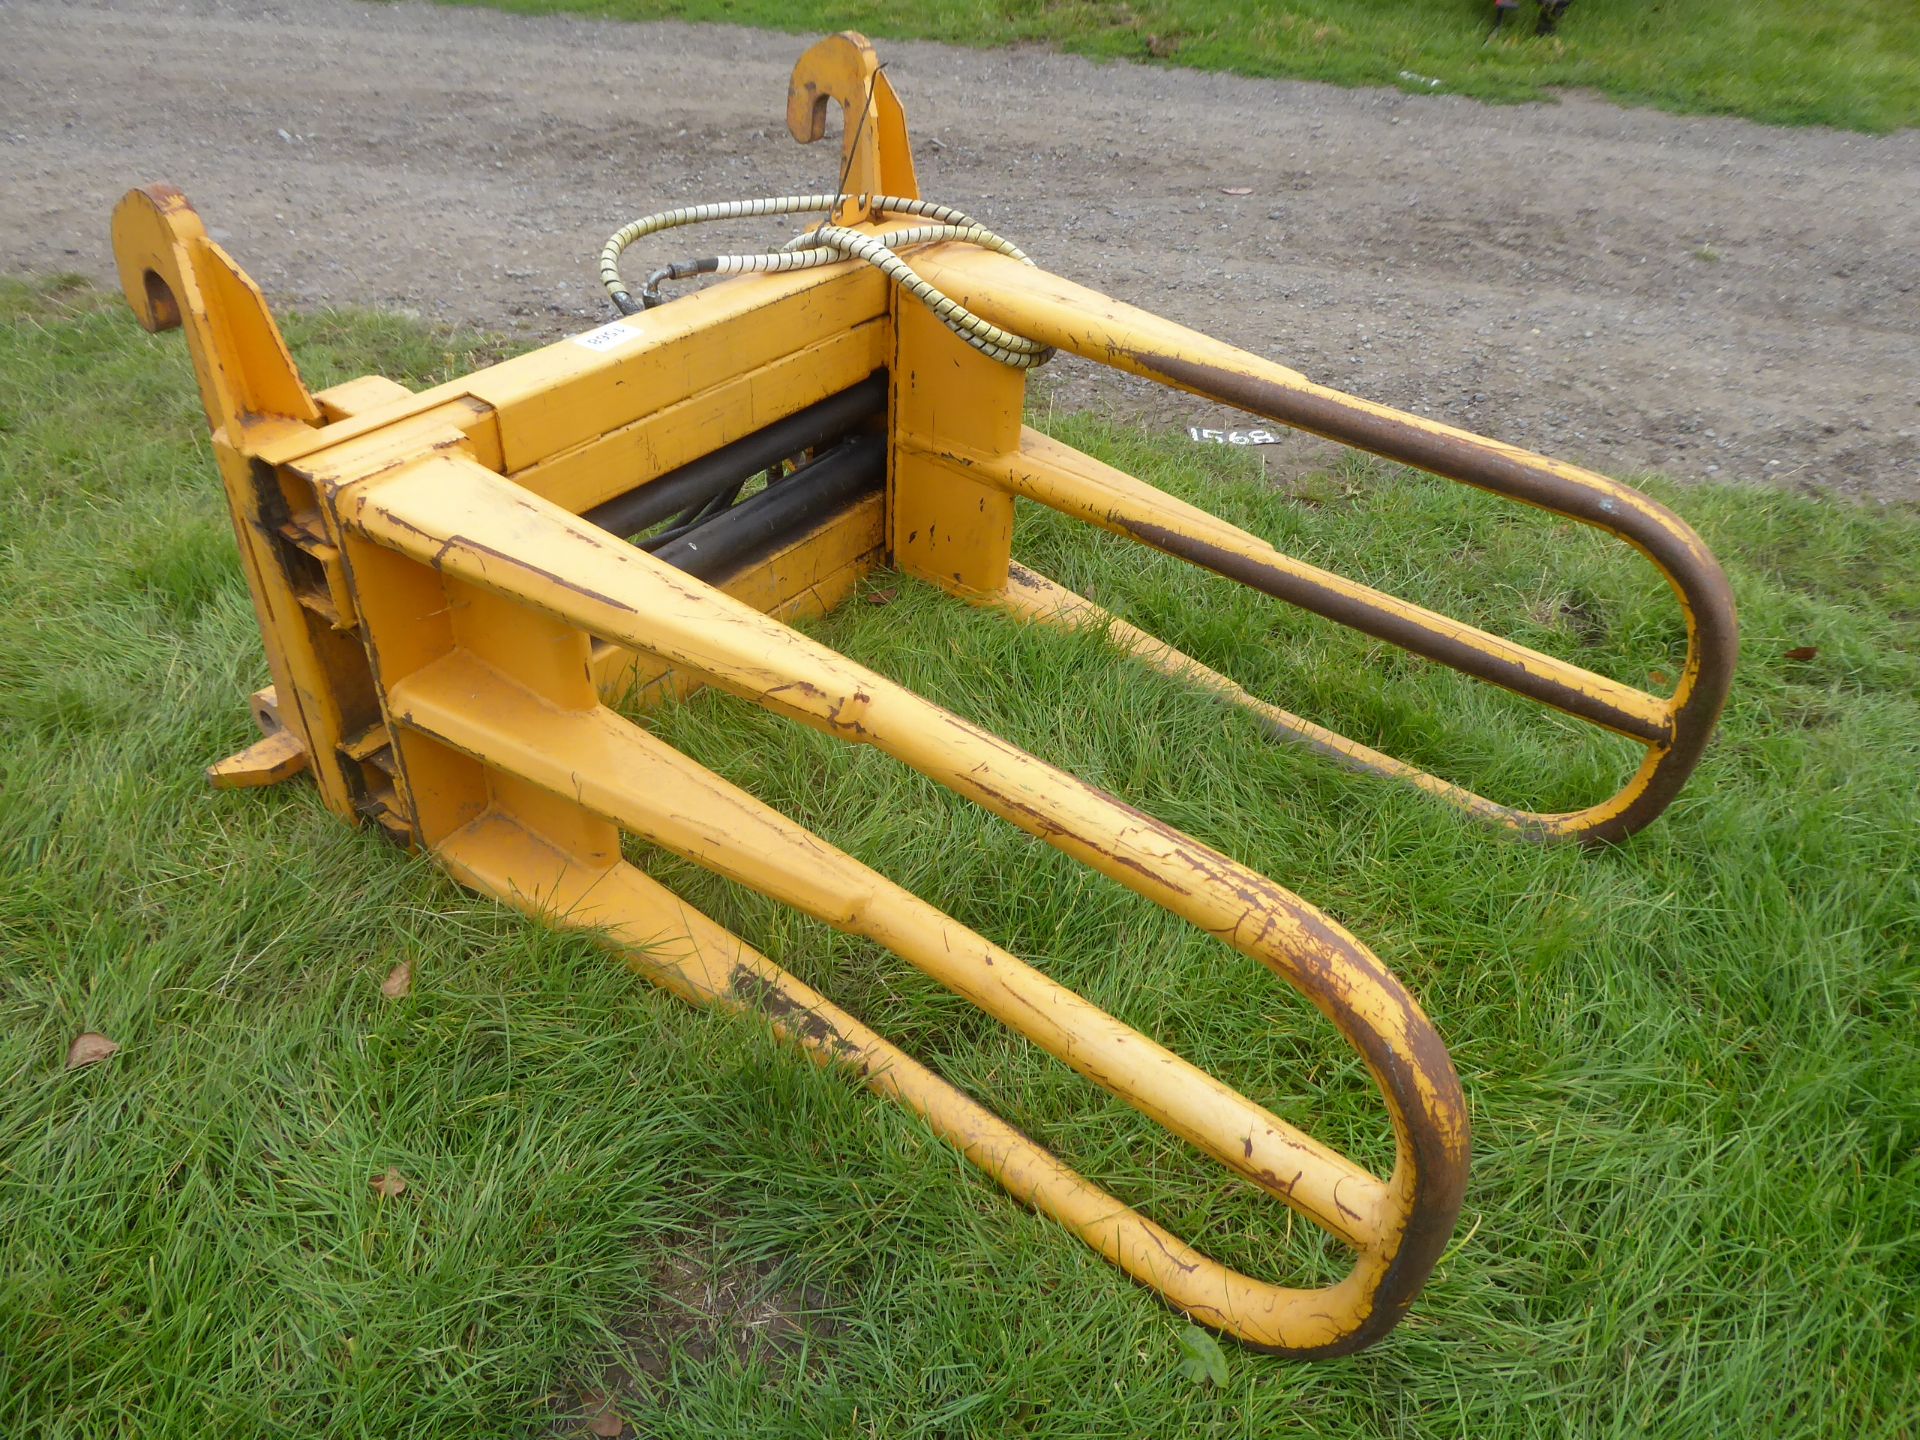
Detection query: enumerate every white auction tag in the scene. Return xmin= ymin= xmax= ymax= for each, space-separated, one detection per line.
xmin=570 ymin=320 xmax=645 ymax=353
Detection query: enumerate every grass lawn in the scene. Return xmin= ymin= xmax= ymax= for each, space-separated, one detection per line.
xmin=2 ymin=274 xmax=1918 ymax=1435
xmin=430 ymin=0 xmax=1920 ymax=132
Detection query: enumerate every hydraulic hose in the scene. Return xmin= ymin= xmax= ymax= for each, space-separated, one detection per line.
xmin=597 ymin=194 xmax=1051 ymax=369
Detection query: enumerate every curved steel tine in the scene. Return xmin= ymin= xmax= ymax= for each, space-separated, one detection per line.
xmin=910 ymin=248 xmax=1738 ymax=845
xmin=344 ymin=452 xmax=1470 ymax=1356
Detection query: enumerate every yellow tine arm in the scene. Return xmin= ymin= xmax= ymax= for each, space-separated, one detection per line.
xmin=441 ymin=817 xmax=1401 ymax=1354
xmin=919 ymin=427 xmax=1673 ymax=744
xmin=392 ymin=648 xmax=1388 ymax=1247
xmin=988 ymin=561 xmax=1527 ymax=827
xmin=910 ymin=245 xmax=1738 ymax=843
xmin=338 ymin=451 xmax=1470 ymax=1356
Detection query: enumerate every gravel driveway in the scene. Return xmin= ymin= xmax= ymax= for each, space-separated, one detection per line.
xmin=5 ymin=0 xmax=1916 ymax=499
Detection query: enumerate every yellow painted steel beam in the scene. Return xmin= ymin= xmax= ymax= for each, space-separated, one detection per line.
xmin=919 ymin=426 xmax=1673 ymax=743
xmin=391 ymin=647 xmax=1390 ymax=1247
xmin=333 ymin=449 xmax=1469 ymax=1356
xmin=244 ymin=264 xmax=891 ymax=481
xmin=512 ymin=321 xmax=886 ymax=514
xmin=434 ymin=812 xmax=1376 ymax=1353
xmin=986 ymin=561 xmax=1528 ymax=829
xmin=887 ymin=275 xmax=1026 ymax=594
xmin=474 ymin=269 xmax=889 ymax=473
xmin=907 ymin=247 xmax=1736 ymax=843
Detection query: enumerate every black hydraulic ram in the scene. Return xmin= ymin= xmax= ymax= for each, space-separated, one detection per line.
xmin=649 ymin=433 xmax=886 ymax=584
xmin=583 ymin=372 xmax=887 ymax=540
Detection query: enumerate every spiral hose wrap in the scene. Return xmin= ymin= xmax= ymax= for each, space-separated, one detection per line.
xmin=598 ymin=194 xmax=1051 ymax=369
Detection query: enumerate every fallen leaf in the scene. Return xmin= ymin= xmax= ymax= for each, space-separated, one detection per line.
xmin=1220 ymin=186 xmax=1254 ymax=196
xmin=582 ymin=1392 xmax=625 ymax=1438
xmin=1783 ymin=645 xmax=1819 ymax=661
xmin=370 ymin=1167 xmax=408 ymax=1199
xmin=863 ymin=587 xmax=898 ymax=606
xmin=381 ymin=959 xmax=412 ymax=1000
xmin=66 ymin=1032 xmax=118 ymax=1069
xmin=1174 ymin=1322 xmax=1229 ymax=1386
xmin=1649 ymin=668 xmax=1671 ymax=687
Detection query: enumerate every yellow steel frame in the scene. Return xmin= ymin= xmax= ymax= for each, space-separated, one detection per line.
xmin=109 ymin=32 xmax=1735 ymax=1357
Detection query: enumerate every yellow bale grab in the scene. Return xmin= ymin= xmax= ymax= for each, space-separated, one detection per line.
xmin=111 ymin=33 xmax=1734 ymax=1357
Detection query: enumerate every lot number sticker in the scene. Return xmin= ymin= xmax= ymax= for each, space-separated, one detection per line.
xmin=571 ymin=321 xmax=645 ymax=353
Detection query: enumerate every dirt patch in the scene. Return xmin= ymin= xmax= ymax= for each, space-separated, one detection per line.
xmin=4 ymin=0 xmax=1917 ymax=501
xmin=556 ymin=1239 xmax=842 ymax=1436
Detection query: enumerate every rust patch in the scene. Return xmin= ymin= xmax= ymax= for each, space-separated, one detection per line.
xmin=1332 ymin=1179 xmax=1363 ymax=1224
xmin=1253 ymin=1167 xmax=1304 ymax=1198
xmin=1138 ymin=1225 xmax=1201 ymax=1277
xmin=727 ymin=964 xmax=862 ymax=1062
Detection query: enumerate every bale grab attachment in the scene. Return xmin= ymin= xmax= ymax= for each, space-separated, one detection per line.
xmin=111 ymin=33 xmax=1733 ymax=1358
